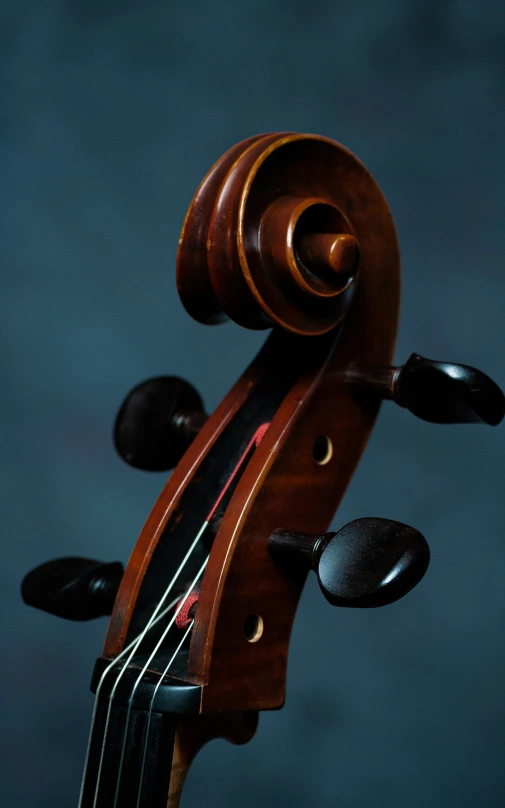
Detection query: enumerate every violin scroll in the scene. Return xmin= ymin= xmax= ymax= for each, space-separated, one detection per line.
xmin=19 ymin=130 xmax=503 ymax=808
xmin=176 ymin=133 xmax=365 ymax=336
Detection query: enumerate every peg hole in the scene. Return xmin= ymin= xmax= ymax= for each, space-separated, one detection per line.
xmin=313 ymin=435 xmax=333 ymax=465
xmin=244 ymin=614 xmax=263 ymax=643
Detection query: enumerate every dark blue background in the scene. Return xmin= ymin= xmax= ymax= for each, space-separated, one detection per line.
xmin=3 ymin=2 xmax=504 ymax=806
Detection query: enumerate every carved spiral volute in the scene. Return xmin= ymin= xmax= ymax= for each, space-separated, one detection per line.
xmin=176 ymin=133 xmax=388 ymax=336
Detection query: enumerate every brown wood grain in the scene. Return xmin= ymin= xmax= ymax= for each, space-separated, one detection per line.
xmin=100 ymin=132 xmax=400 ymax=803
xmin=166 ymin=712 xmax=258 ymax=808
xmin=189 ymin=138 xmax=399 ymax=710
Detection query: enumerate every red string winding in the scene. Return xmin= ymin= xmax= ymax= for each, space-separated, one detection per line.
xmin=175 ymin=591 xmax=199 ymax=629
xmin=205 ymin=422 xmax=270 ymax=522
xmin=177 ymin=422 xmax=270 ymax=630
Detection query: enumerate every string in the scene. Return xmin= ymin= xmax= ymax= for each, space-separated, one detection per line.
xmin=205 ymin=422 xmax=270 ymax=522
xmin=132 ymin=422 xmax=270 ymax=806
xmin=89 ymin=522 xmax=209 ymax=808
xmin=89 ymin=422 xmax=270 ymax=807
xmin=136 ymin=620 xmax=194 ymax=808
xmin=112 ymin=559 xmax=208 ymax=808
xmin=77 ymin=595 xmax=180 ymax=808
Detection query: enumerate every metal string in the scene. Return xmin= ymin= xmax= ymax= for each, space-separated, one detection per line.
xmin=111 ymin=559 xmax=208 ymax=808
xmin=77 ymin=595 xmax=180 ymax=808
xmin=135 ymin=620 xmax=194 ymax=808
xmin=89 ymin=522 xmax=210 ymax=808
xmin=88 ymin=422 xmax=270 ymax=807
xmin=111 ymin=423 xmax=270 ymax=805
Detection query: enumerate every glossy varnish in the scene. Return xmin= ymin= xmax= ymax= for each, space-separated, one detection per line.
xmin=98 ymin=133 xmax=400 ymax=804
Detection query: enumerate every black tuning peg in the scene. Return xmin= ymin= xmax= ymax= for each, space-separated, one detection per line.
xmin=114 ymin=376 xmax=207 ymax=471
xmin=269 ymin=518 xmax=430 ymax=608
xmin=21 ymin=557 xmax=124 ymax=620
xmin=344 ymin=353 xmax=505 ymax=425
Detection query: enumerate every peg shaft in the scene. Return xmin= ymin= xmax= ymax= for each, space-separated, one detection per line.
xmin=268 ymin=529 xmax=325 ymax=568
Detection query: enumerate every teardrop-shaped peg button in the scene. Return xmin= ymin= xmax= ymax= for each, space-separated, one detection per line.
xmin=114 ymin=376 xmax=207 ymax=471
xmin=21 ymin=557 xmax=124 ymax=620
xmin=344 ymin=354 xmax=505 ymax=425
xmin=269 ymin=518 xmax=430 ymax=608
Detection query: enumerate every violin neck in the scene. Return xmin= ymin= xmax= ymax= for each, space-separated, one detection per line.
xmin=80 ymin=699 xmax=183 ymax=808
xmin=80 ymin=698 xmax=259 ymax=808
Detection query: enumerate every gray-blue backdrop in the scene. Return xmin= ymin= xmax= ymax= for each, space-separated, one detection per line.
xmin=2 ymin=2 xmax=505 ymax=806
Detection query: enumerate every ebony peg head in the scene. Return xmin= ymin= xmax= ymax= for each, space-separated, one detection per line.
xmin=396 ymin=354 xmax=505 ymax=425
xmin=344 ymin=353 xmax=505 ymax=426
xmin=114 ymin=376 xmax=207 ymax=471
xmin=269 ymin=518 xmax=430 ymax=608
xmin=21 ymin=557 xmax=124 ymax=620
